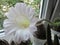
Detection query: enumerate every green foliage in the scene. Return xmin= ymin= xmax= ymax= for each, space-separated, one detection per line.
xmin=53 ymin=18 xmax=60 ymax=26
xmin=52 ymin=18 xmax=60 ymax=31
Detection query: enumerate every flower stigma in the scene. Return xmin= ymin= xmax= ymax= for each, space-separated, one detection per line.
xmin=15 ymin=16 xmax=30 ymax=29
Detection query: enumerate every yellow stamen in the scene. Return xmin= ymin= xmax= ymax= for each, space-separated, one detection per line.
xmin=15 ymin=16 xmax=30 ymax=28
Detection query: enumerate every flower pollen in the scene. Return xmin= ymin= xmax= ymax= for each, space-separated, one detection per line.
xmin=15 ymin=16 xmax=30 ymax=29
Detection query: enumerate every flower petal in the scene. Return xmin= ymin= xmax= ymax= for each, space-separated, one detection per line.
xmin=29 ymin=24 xmax=37 ymax=34
xmin=26 ymin=6 xmax=35 ymax=19
xmin=22 ymin=30 xmax=31 ymax=41
xmin=5 ymin=7 xmax=18 ymax=20
xmin=30 ymin=16 xmax=39 ymax=24
xmin=15 ymin=3 xmax=27 ymax=15
xmin=3 ymin=19 xmax=18 ymax=35
xmin=14 ymin=30 xmax=23 ymax=43
xmin=15 ymin=3 xmax=35 ymax=20
xmin=5 ymin=33 xmax=14 ymax=44
xmin=14 ymin=30 xmax=31 ymax=43
xmin=3 ymin=19 xmax=15 ymax=28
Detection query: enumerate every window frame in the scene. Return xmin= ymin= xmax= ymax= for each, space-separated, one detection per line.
xmin=39 ymin=0 xmax=57 ymax=20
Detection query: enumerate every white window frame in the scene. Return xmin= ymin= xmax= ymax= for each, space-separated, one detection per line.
xmin=39 ymin=0 xmax=57 ymax=20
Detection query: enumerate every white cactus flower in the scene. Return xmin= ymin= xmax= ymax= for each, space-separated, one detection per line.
xmin=3 ymin=3 xmax=38 ymax=43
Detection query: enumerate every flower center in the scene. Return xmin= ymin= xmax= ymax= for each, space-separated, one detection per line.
xmin=15 ymin=16 xmax=30 ymax=29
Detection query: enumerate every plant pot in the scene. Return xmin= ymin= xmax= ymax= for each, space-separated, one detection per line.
xmin=31 ymin=36 xmax=46 ymax=45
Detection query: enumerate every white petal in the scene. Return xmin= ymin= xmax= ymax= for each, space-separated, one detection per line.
xmin=26 ymin=6 xmax=35 ymax=19
xmin=3 ymin=19 xmax=18 ymax=35
xmin=5 ymin=27 xmax=18 ymax=35
xmin=0 ymin=32 xmax=14 ymax=44
xmin=3 ymin=19 xmax=16 ymax=28
xmin=15 ymin=3 xmax=27 ymax=15
xmin=14 ymin=30 xmax=22 ymax=43
xmin=14 ymin=30 xmax=31 ymax=43
xmin=15 ymin=3 xmax=35 ymax=20
xmin=15 ymin=3 xmax=27 ymax=11
xmin=5 ymin=33 xmax=14 ymax=44
xmin=30 ymin=16 xmax=39 ymax=24
xmin=29 ymin=24 xmax=37 ymax=34
xmin=22 ymin=30 xmax=31 ymax=41
xmin=5 ymin=3 xmax=35 ymax=21
xmin=15 ymin=3 xmax=30 ymax=22
xmin=5 ymin=7 xmax=18 ymax=20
